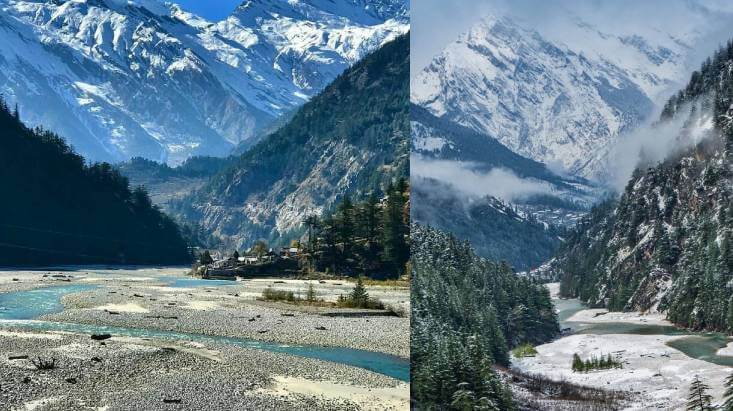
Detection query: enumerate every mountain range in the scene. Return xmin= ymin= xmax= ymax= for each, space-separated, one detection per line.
xmin=411 ymin=8 xmax=729 ymax=180
xmin=410 ymin=104 xmax=591 ymax=269
xmin=0 ymin=0 xmax=408 ymax=164
xmin=408 ymin=4 xmax=733 ymax=269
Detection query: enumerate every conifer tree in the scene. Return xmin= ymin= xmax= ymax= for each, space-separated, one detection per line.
xmin=572 ymin=353 xmax=583 ymax=372
xmin=350 ymin=277 xmax=369 ymax=307
xmin=200 ymin=250 xmax=213 ymax=265
xmin=687 ymin=375 xmax=713 ymax=411
xmin=361 ymin=193 xmax=380 ymax=245
xmin=451 ymin=383 xmax=476 ymax=411
xmin=306 ymin=282 xmax=317 ymax=303
xmin=723 ymin=371 xmax=733 ymax=410
xmin=337 ymin=195 xmax=355 ymax=257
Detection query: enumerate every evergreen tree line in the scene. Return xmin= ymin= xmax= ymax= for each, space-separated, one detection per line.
xmin=412 ymin=180 xmax=565 ymax=272
xmin=302 ymin=178 xmax=409 ymax=279
xmin=118 ymin=156 xmax=233 ymax=181
xmin=0 ymin=97 xmax=191 ymax=265
xmin=411 ymin=224 xmax=559 ymax=410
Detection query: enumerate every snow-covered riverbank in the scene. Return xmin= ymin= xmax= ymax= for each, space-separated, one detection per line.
xmin=513 ymin=283 xmax=733 ymax=410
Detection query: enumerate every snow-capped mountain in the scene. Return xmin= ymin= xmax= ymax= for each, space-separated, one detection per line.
xmin=0 ymin=0 xmax=408 ymax=164
xmin=411 ymin=11 xmax=723 ymax=180
xmin=411 ymin=103 xmax=598 ymax=223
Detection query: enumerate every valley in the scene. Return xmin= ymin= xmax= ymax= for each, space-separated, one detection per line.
xmin=410 ymin=4 xmax=733 ymax=408
xmin=0 ymin=267 xmax=409 ymax=410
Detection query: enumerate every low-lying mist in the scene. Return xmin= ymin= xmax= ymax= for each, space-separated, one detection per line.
xmin=604 ymin=103 xmax=716 ymax=192
xmin=410 ymin=155 xmax=555 ymax=202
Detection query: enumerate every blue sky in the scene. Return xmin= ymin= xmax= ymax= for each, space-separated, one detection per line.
xmin=173 ymin=0 xmax=242 ymax=21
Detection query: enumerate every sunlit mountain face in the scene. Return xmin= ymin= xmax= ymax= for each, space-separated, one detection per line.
xmin=0 ymin=0 xmax=408 ymax=164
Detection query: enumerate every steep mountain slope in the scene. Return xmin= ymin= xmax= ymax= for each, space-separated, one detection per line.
xmin=411 ymin=12 xmax=706 ymax=179
xmin=411 ymin=104 xmax=576 ymax=188
xmin=0 ymin=98 xmax=190 ymax=266
xmin=411 ymin=104 xmax=592 ymax=269
xmin=0 ymin=0 xmax=408 ymax=163
xmin=117 ymin=156 xmax=233 ymax=205
xmin=171 ymin=34 xmax=409 ymax=248
xmin=555 ymin=41 xmax=733 ymax=331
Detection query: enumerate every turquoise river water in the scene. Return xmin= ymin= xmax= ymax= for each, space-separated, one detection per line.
xmin=554 ymin=294 xmax=733 ymax=367
xmin=0 ymin=283 xmax=409 ymax=381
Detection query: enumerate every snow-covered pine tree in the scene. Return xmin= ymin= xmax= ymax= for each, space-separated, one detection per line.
xmin=687 ymin=375 xmax=713 ymax=411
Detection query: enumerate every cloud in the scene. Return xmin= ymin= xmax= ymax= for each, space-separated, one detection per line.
xmin=411 ymin=0 xmax=733 ymax=90
xmin=410 ymin=155 xmax=555 ymax=202
xmin=605 ymin=104 xmax=715 ymax=191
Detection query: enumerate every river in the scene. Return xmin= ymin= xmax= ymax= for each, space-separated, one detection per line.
xmin=552 ymin=284 xmax=733 ymax=367
xmin=0 ymin=275 xmax=409 ymax=382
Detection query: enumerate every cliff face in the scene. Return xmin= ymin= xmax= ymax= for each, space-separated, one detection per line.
xmin=556 ymin=41 xmax=733 ymax=331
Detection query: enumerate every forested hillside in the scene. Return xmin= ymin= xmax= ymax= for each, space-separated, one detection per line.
xmin=0 ymin=100 xmax=190 ymax=265
xmin=171 ymin=34 xmax=409 ymax=249
xmin=119 ymin=156 xmax=233 ymax=182
xmin=411 ymin=224 xmax=558 ymax=409
xmin=117 ymin=156 xmax=233 ymax=209
xmin=556 ymin=40 xmax=733 ymax=331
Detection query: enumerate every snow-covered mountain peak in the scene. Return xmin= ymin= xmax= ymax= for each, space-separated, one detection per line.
xmin=411 ymin=9 xmax=723 ymax=180
xmin=232 ymin=0 xmax=408 ymax=26
xmin=0 ymin=0 xmax=408 ymax=164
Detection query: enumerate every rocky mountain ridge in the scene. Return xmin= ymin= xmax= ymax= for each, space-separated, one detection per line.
xmin=170 ymin=34 xmax=409 ymax=249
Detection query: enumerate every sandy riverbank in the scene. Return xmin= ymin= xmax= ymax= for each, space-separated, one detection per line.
xmin=0 ymin=330 xmax=406 ymax=410
xmin=0 ymin=268 xmax=409 ymax=358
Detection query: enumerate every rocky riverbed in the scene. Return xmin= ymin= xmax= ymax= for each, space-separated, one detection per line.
xmin=0 ymin=267 xmax=410 ymax=410
xmin=0 ymin=330 xmax=407 ymax=410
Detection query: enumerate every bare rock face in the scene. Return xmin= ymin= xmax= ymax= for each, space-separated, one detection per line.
xmin=171 ymin=34 xmax=409 ymax=248
xmin=627 ymin=268 xmax=672 ymax=312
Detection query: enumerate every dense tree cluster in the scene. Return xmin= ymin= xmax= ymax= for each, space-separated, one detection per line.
xmin=411 ymin=224 xmax=559 ymax=409
xmin=118 ymin=156 xmax=233 ymax=181
xmin=0 ymin=97 xmax=190 ymax=265
xmin=303 ymin=179 xmax=409 ymax=279
xmin=571 ymin=353 xmax=622 ymax=373
xmin=412 ymin=180 xmax=566 ymax=271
